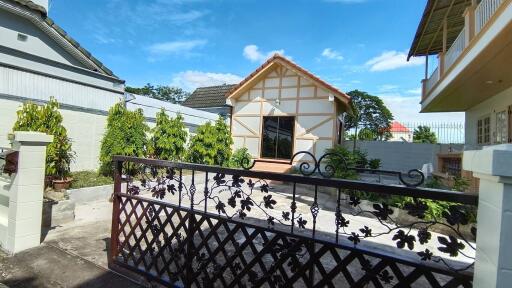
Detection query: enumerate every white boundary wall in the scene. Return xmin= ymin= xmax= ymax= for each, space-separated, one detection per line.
xmin=0 ymin=94 xmax=218 ymax=172
xmin=344 ymin=141 xmax=464 ymax=172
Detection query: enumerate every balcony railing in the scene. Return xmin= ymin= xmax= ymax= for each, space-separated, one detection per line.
xmin=425 ymin=66 xmax=439 ymax=95
xmin=476 ymin=0 xmax=503 ymax=34
xmin=444 ymin=27 xmax=466 ymax=72
xmin=422 ymin=0 xmax=505 ymax=98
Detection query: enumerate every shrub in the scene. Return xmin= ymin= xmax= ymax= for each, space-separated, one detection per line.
xmin=214 ymin=117 xmax=233 ymax=166
xmin=324 ymin=146 xmax=366 ymax=179
xmin=150 ymin=109 xmax=187 ymax=161
xmin=368 ymin=158 xmax=381 ymax=170
xmin=99 ymin=103 xmax=149 ymax=176
xmin=13 ymin=98 xmax=75 ymax=179
xmin=187 ymin=122 xmax=218 ymax=165
xmin=229 ymin=148 xmax=252 ymax=168
xmin=70 ymin=171 xmax=113 ymax=189
xmin=452 ymin=176 xmax=470 ymax=192
xmin=425 ymin=176 xmax=443 ymax=189
xmin=187 ymin=117 xmax=233 ymax=166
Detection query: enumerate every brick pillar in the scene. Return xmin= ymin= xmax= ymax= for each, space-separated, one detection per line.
xmin=463 ymin=144 xmax=512 ymax=287
xmin=4 ymin=131 xmax=52 ymax=254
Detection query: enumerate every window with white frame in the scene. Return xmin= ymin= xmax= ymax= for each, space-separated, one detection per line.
xmin=496 ymin=110 xmax=508 ymax=144
xmin=477 ymin=116 xmax=491 ymax=145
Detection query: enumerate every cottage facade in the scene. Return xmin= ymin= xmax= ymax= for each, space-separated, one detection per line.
xmin=226 ymin=55 xmax=351 ymax=163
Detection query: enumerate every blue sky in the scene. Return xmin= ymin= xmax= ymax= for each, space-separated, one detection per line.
xmin=49 ymin=0 xmax=463 ymax=123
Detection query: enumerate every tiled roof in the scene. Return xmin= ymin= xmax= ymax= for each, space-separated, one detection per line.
xmin=226 ymin=54 xmax=350 ymax=102
xmin=7 ymin=0 xmax=118 ymax=78
xmin=389 ymin=121 xmax=411 ymax=133
xmin=182 ymin=84 xmax=237 ymax=108
xmin=12 ymin=0 xmax=45 ymax=13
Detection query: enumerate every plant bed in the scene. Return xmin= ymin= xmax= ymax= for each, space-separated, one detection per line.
xmin=70 ymin=171 xmax=113 ymax=189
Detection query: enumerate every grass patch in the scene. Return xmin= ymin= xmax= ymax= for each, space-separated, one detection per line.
xmin=70 ymin=171 xmax=113 ymax=189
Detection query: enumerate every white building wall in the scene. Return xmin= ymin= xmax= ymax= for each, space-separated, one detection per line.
xmin=231 ymin=64 xmax=344 ymax=161
xmin=465 ymin=86 xmax=512 ymax=148
xmin=1 ymin=95 xmax=218 ymax=171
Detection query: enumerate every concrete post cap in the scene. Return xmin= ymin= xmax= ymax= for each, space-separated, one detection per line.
xmin=12 ymin=131 xmax=53 ymax=144
xmin=463 ymin=144 xmax=512 ymax=177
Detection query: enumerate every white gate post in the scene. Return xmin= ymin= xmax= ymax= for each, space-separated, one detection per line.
xmin=463 ymin=144 xmax=512 ymax=288
xmin=5 ymin=131 xmax=52 ymax=254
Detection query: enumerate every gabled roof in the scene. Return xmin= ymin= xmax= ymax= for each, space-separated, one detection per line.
xmin=389 ymin=121 xmax=411 ymax=133
xmin=2 ymin=0 xmax=119 ymax=79
xmin=226 ymin=54 xmax=350 ymax=104
xmin=183 ymin=84 xmax=237 ymax=109
xmin=408 ymin=0 xmax=470 ymax=59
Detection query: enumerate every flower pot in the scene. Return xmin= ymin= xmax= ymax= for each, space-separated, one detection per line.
xmin=52 ymin=178 xmax=73 ymax=191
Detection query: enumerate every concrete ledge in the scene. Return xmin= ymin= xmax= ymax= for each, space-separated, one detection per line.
xmin=68 ymin=184 xmax=113 ymax=205
xmin=12 ymin=131 xmax=53 ymax=144
xmin=463 ymin=144 xmax=512 ymax=177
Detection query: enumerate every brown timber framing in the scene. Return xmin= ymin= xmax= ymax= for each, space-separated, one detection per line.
xmin=231 ymin=64 xmax=344 ymax=161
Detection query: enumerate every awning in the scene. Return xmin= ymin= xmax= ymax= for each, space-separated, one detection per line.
xmin=408 ymin=0 xmax=472 ymax=60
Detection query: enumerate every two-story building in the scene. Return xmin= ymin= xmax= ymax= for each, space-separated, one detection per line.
xmin=408 ymin=0 xmax=511 ymax=148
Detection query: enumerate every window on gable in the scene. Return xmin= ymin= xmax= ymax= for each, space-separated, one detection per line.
xmin=477 ymin=116 xmax=491 ymax=145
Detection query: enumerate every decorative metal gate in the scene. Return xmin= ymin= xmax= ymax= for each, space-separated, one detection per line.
xmin=109 ymin=153 xmax=477 ymax=287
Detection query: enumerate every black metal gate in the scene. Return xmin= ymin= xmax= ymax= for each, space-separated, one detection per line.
xmin=109 ymin=153 xmax=477 ymax=287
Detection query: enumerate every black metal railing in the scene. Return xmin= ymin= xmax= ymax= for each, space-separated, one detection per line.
xmin=109 ymin=154 xmax=477 ymax=287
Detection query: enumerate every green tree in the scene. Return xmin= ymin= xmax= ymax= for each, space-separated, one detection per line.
xmin=13 ymin=98 xmax=74 ymax=179
xmin=413 ymin=126 xmax=437 ymax=144
xmin=125 ymin=83 xmax=190 ymax=104
xmin=345 ymin=90 xmax=394 ymax=146
xmin=99 ymin=103 xmax=149 ymax=175
xmin=187 ymin=122 xmax=218 ymax=165
xmin=357 ymin=127 xmax=377 ymax=141
xmin=214 ymin=117 xmax=233 ymax=165
xmin=150 ymin=109 xmax=188 ymax=161
xmin=187 ymin=117 xmax=233 ymax=166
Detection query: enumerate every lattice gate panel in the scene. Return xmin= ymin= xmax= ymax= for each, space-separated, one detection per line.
xmin=111 ymin=195 xmax=473 ymax=288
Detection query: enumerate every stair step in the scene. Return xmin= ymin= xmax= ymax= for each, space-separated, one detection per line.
xmin=252 ymin=161 xmax=292 ymax=174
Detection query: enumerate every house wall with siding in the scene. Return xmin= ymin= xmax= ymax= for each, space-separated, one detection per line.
xmin=465 ymin=86 xmax=512 ymax=148
xmin=231 ymin=64 xmax=345 ymax=161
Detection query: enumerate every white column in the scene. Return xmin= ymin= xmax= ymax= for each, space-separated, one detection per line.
xmin=463 ymin=144 xmax=512 ymax=288
xmin=4 ymin=131 xmax=52 ymax=254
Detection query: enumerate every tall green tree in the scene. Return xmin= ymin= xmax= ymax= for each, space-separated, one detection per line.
xmin=150 ymin=109 xmax=188 ymax=161
xmin=187 ymin=117 xmax=233 ymax=166
xmin=13 ymin=98 xmax=74 ymax=178
xmin=99 ymin=103 xmax=149 ymax=175
xmin=345 ymin=90 xmax=394 ymax=147
xmin=413 ymin=126 xmax=438 ymax=144
xmin=214 ymin=117 xmax=233 ymax=165
xmin=125 ymin=83 xmax=190 ymax=104
xmin=187 ymin=122 xmax=218 ymax=165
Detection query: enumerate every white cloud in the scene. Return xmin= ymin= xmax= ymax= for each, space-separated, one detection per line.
xmin=406 ymin=87 xmax=422 ymax=95
xmin=148 ymin=40 xmax=207 ymax=55
xmin=379 ymin=94 xmax=464 ymax=123
xmin=365 ymin=50 xmax=424 ymax=72
xmin=243 ymin=45 xmax=288 ymax=63
xmin=171 ymin=71 xmax=243 ymax=91
xmin=321 ymin=48 xmax=344 ymax=60
xmin=378 ymin=84 xmax=399 ymax=92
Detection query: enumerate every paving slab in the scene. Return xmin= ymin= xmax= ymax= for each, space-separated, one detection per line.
xmin=0 ymin=244 xmax=142 ymax=288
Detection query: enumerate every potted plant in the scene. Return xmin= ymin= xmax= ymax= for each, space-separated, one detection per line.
xmin=51 ymin=135 xmax=75 ymax=191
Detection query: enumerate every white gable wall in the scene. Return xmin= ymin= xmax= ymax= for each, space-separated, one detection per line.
xmin=0 ymin=9 xmax=85 ymax=67
xmin=231 ymin=64 xmax=345 ymax=162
